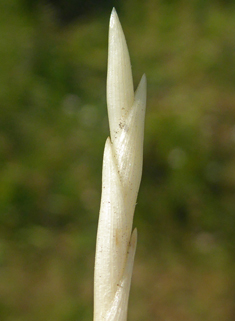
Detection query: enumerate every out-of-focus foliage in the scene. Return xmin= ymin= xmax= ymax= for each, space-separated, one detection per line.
xmin=1 ymin=0 xmax=235 ymax=320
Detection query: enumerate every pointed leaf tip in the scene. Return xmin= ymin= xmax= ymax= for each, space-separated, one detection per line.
xmin=107 ymin=6 xmax=134 ymax=143
xmin=139 ymin=74 xmax=147 ymax=90
xmin=111 ymin=7 xmax=116 ymax=14
xmin=142 ymin=73 xmax=147 ymax=84
xmin=135 ymin=74 xmax=147 ymax=103
xmin=110 ymin=7 xmax=119 ymax=28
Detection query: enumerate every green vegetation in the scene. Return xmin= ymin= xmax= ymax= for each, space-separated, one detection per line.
xmin=1 ymin=0 xmax=235 ymax=320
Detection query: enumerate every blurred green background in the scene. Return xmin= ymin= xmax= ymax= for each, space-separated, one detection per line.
xmin=1 ymin=0 xmax=235 ymax=320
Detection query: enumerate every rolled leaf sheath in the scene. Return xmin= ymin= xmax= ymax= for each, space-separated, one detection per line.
xmin=94 ymin=8 xmax=146 ymax=321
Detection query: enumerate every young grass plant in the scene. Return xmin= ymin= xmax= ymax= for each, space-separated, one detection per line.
xmin=94 ymin=8 xmax=146 ymax=321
